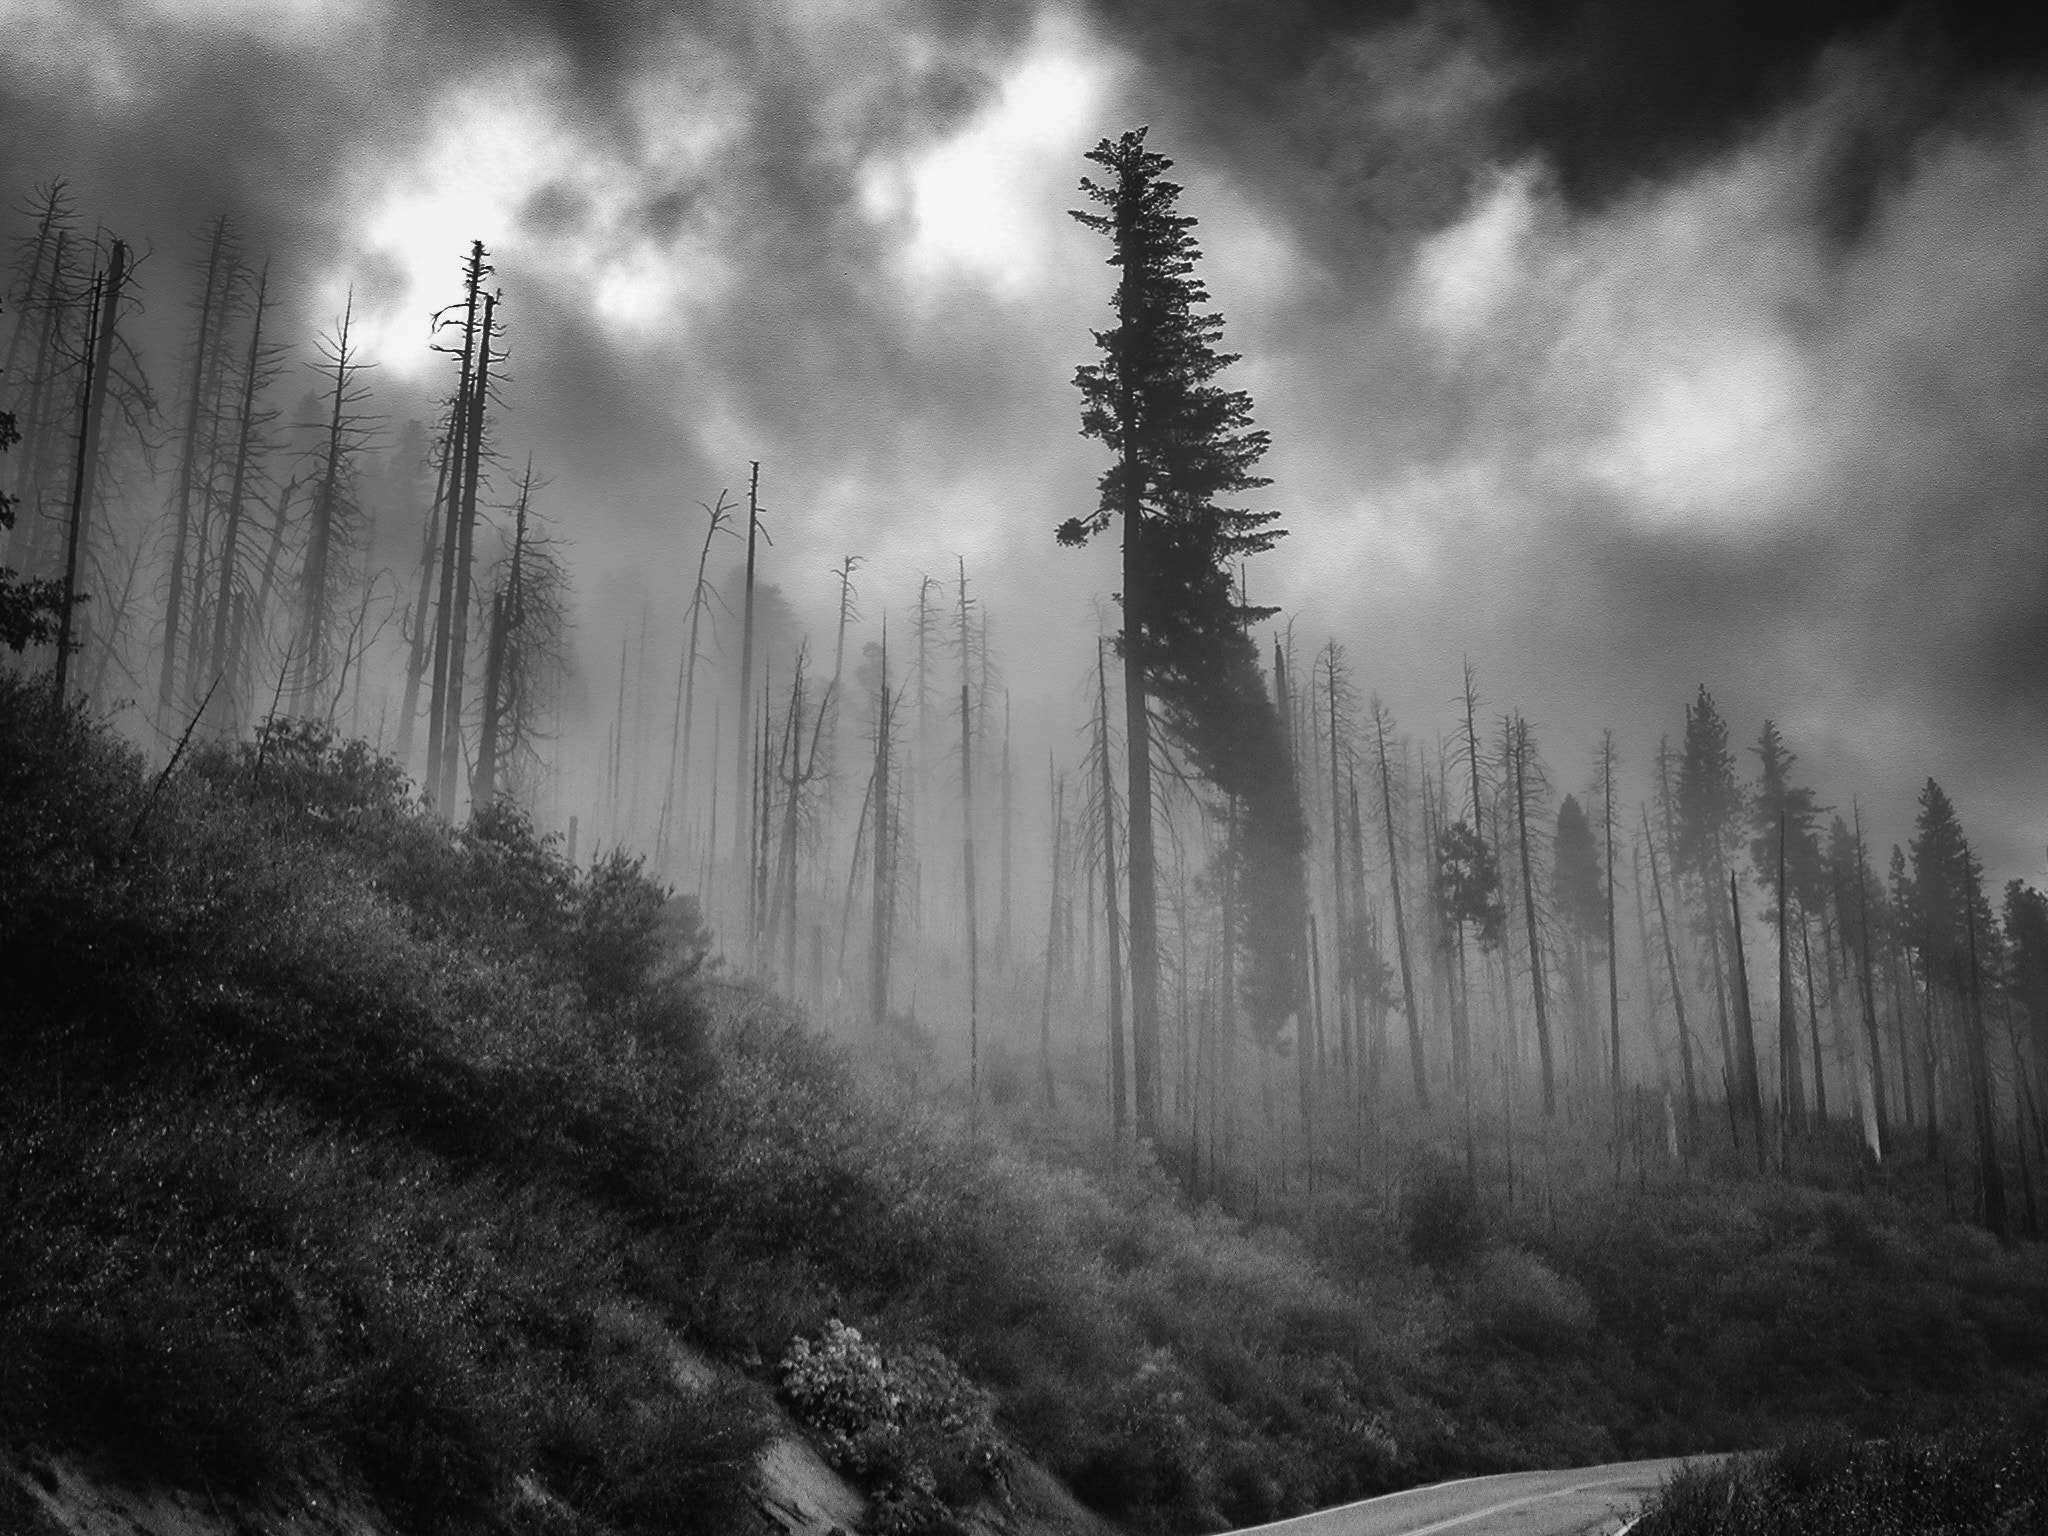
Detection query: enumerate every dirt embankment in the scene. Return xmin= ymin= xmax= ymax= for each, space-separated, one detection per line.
xmin=5 ymin=1338 xmax=1117 ymax=1536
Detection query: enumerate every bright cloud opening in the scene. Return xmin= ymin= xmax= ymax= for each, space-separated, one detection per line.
xmin=863 ymin=11 xmax=1113 ymax=298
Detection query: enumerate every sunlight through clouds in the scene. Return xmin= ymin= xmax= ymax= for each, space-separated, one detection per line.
xmin=343 ymin=53 xmax=740 ymax=375
xmin=1399 ymin=147 xmax=1828 ymax=532
xmin=862 ymin=10 xmax=1114 ymax=299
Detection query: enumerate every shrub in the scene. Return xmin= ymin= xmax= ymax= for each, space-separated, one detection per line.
xmin=1465 ymin=1247 xmax=1594 ymax=1354
xmin=574 ymin=850 xmax=671 ymax=1010
xmin=779 ymin=1320 xmax=1001 ymax=1536
xmin=1403 ymin=1153 xmax=1485 ymax=1272
xmin=1633 ymin=1423 xmax=2048 ymax=1536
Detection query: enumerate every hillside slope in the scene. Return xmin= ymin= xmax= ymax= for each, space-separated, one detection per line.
xmin=4 ymin=678 xmax=2046 ymax=1535
xmin=0 ymin=682 xmax=1421 ymax=1533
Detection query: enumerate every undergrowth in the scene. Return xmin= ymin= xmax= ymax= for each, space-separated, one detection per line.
xmin=1634 ymin=1423 xmax=2048 ymax=1535
xmin=2 ymin=677 xmax=2046 ymax=1534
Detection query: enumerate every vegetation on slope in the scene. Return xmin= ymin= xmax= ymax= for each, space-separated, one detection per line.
xmin=1633 ymin=1423 xmax=2048 ymax=1536
xmin=2 ymin=679 xmax=2046 ymax=1535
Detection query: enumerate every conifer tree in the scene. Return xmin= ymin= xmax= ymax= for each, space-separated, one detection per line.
xmin=1064 ymin=127 xmax=1300 ymax=1139
xmin=1679 ymin=685 xmax=1761 ymax=1131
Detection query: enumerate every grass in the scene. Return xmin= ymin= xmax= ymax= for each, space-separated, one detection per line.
xmin=2 ymin=675 xmax=2046 ymax=1534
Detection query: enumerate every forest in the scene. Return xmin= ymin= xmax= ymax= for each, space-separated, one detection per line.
xmin=3 ymin=123 xmax=2047 ymax=1536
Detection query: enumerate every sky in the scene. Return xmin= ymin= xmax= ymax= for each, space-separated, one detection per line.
xmin=2 ymin=0 xmax=2045 ymax=886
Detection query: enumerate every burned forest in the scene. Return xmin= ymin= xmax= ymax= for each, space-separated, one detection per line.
xmin=4 ymin=5 xmax=2048 ymax=1535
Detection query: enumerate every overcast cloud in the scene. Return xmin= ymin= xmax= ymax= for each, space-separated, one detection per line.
xmin=2 ymin=0 xmax=2043 ymax=882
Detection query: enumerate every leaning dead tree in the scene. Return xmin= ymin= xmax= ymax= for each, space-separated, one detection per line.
xmin=658 ymin=489 xmax=737 ymax=872
xmin=291 ymin=292 xmax=376 ymax=719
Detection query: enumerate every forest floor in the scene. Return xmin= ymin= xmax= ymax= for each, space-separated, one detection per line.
xmin=2 ymin=675 xmax=2045 ymax=1536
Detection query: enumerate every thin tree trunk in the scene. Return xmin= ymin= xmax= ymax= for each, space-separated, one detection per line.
xmin=1604 ymin=733 xmax=1621 ymax=1115
xmin=1645 ymin=818 xmax=1699 ymax=1131
xmin=665 ymin=495 xmax=727 ymax=869
xmin=424 ymin=246 xmax=484 ymax=798
xmin=1099 ymin=641 xmax=1127 ymax=1140
xmin=1512 ymin=718 xmax=1555 ymax=1117
xmin=398 ymin=396 xmax=461 ymax=772
xmin=1777 ymin=812 xmax=1805 ymax=1132
xmin=869 ymin=642 xmax=894 ymax=1037
xmin=1373 ymin=703 xmax=1428 ymax=1112
xmin=472 ymin=466 xmax=529 ymax=808
xmin=734 ymin=460 xmax=760 ymax=861
xmin=435 ymin=291 xmax=494 ymax=813
xmin=55 ymin=249 xmax=122 ymax=703
xmin=1964 ymin=901 xmax=2009 ymax=1239
xmin=159 ymin=218 xmax=229 ymax=717
xmin=1730 ymin=875 xmax=1770 ymax=1174
xmin=205 ymin=262 xmax=271 ymax=723
xmin=1802 ymin=910 xmax=1828 ymax=1124
xmin=1123 ymin=509 xmax=1160 ymax=1143
xmin=1347 ymin=763 xmax=1375 ymax=1102
xmin=1040 ymin=758 xmax=1063 ymax=1110
xmin=9 ymin=228 xmax=69 ymax=574
xmin=1852 ymin=802 xmax=1891 ymax=1150
xmin=295 ymin=293 xmax=358 ymax=716
xmin=999 ymin=693 xmax=1013 ymax=971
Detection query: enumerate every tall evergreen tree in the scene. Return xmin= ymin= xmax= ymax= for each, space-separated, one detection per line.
xmin=1063 ymin=127 xmax=1301 ymax=1137
xmin=1751 ymin=721 xmax=1824 ymax=911
xmin=2005 ymin=879 xmax=2048 ymax=1145
xmin=1907 ymin=778 xmax=1985 ymax=967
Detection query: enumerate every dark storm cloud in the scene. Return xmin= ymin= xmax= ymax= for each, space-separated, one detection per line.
xmin=5 ymin=0 xmax=2043 ymax=879
xmin=1256 ymin=68 xmax=2048 ymax=877
xmin=1083 ymin=0 xmax=2048 ymax=228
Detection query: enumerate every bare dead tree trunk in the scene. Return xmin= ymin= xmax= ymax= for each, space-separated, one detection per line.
xmin=1730 ymin=875 xmax=1770 ymax=1174
xmin=1802 ymin=909 xmax=1828 ymax=1125
xmin=9 ymin=228 xmax=69 ymax=574
xmin=205 ymin=262 xmax=271 ymax=725
xmin=663 ymin=492 xmax=732 ymax=869
xmin=1041 ymin=756 xmax=1064 ymax=1110
xmin=1778 ymin=812 xmax=1805 ymax=1133
xmin=54 ymin=258 xmax=115 ymax=704
xmin=870 ymin=638 xmax=895 ymax=1038
xmin=424 ymin=244 xmax=486 ymax=797
xmin=1964 ymin=899 xmax=2009 ymax=1239
xmin=435 ymin=290 xmax=496 ymax=814
xmin=733 ymin=460 xmax=761 ymax=861
xmin=0 ymin=186 xmax=61 ymax=392
xmin=293 ymin=292 xmax=360 ymax=716
xmin=397 ymin=391 xmax=460 ymax=772
xmin=1852 ymin=801 xmax=1892 ymax=1151
xmin=1347 ymin=763 xmax=1375 ymax=1104
xmin=1373 ymin=700 xmax=1428 ymax=1112
xmin=472 ymin=463 xmax=530 ymax=809
xmin=160 ymin=218 xmax=229 ymax=719
xmin=1124 ymin=527 xmax=1161 ymax=1145
xmin=1604 ymin=733 xmax=1622 ymax=1117
xmin=1645 ymin=813 xmax=1699 ymax=1131
xmin=1512 ymin=717 xmax=1555 ymax=1117
xmin=1327 ymin=646 xmax=1349 ymax=1114
xmin=999 ymin=692 xmax=1013 ymax=972
xmin=961 ymin=678 xmax=981 ymax=1129
xmin=1098 ymin=640 xmax=1127 ymax=1140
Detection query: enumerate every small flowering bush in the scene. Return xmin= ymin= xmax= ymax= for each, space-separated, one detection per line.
xmin=780 ymin=1320 xmax=1003 ymax=1535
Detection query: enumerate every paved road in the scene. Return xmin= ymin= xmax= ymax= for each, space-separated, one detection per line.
xmin=1222 ymin=1457 xmax=1726 ymax=1536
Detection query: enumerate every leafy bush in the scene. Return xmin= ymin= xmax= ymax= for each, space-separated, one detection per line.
xmin=1634 ymin=1424 xmax=2048 ymax=1536
xmin=11 ymin=680 xmax=2047 ymax=1536
xmin=1464 ymin=1247 xmax=1594 ymax=1354
xmin=574 ymin=849 xmax=673 ymax=1009
xmin=1403 ymin=1152 xmax=1485 ymax=1271
xmin=780 ymin=1320 xmax=1000 ymax=1535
